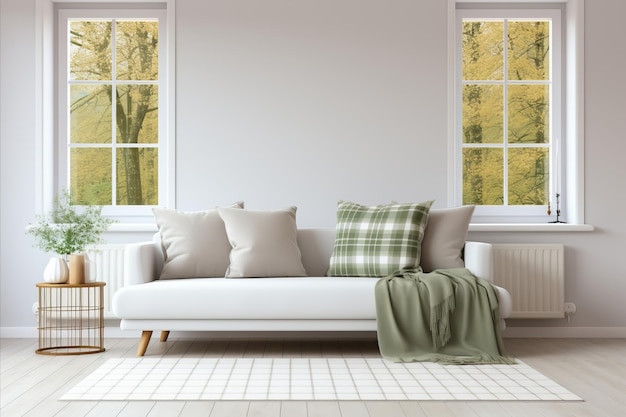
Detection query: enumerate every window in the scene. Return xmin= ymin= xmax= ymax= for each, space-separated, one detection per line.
xmin=56 ymin=6 xmax=172 ymax=219
xmin=454 ymin=8 xmax=562 ymax=223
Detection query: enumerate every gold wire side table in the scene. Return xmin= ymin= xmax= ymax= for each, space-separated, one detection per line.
xmin=36 ymin=282 xmax=106 ymax=355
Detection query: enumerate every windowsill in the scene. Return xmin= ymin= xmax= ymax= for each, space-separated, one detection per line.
xmin=104 ymin=223 xmax=595 ymax=234
xmin=107 ymin=223 xmax=159 ymax=233
xmin=468 ymin=223 xmax=595 ymax=232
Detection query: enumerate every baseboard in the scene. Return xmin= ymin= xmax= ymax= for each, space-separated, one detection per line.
xmin=3 ymin=326 xmax=625 ymax=339
xmin=0 ymin=327 xmax=378 ymax=340
xmin=502 ymin=326 xmax=626 ymax=338
xmin=0 ymin=327 xmax=38 ymax=338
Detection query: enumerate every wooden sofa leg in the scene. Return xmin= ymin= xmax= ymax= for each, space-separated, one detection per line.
xmin=137 ymin=331 xmax=153 ymax=356
xmin=160 ymin=331 xmax=170 ymax=342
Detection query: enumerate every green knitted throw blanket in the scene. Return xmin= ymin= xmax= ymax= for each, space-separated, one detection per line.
xmin=375 ymin=268 xmax=515 ymax=365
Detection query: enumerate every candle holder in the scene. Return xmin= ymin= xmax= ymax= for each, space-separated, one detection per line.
xmin=549 ymin=193 xmax=566 ymax=224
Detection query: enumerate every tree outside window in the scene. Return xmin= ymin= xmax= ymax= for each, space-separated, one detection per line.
xmin=68 ymin=18 xmax=159 ymax=206
xmin=461 ymin=18 xmax=552 ymax=208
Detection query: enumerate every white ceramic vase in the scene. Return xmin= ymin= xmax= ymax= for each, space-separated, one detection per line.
xmin=43 ymin=257 xmax=69 ymax=284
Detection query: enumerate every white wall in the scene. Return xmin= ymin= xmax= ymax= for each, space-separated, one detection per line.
xmin=175 ymin=0 xmax=449 ymax=224
xmin=1 ymin=0 xmax=46 ymax=330
xmin=1 ymin=0 xmax=625 ymax=335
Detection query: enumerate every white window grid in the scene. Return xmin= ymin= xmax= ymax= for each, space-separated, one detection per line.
xmin=454 ymin=9 xmax=562 ymax=221
xmin=57 ymin=8 xmax=169 ymax=219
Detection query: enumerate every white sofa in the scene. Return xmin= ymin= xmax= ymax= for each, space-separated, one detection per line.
xmin=113 ymin=228 xmax=512 ymax=356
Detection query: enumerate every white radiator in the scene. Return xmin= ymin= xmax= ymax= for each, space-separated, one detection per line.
xmin=85 ymin=244 xmax=126 ymax=318
xmin=492 ymin=244 xmax=565 ymax=319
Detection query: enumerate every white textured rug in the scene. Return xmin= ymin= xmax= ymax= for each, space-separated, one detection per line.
xmin=61 ymin=357 xmax=582 ymax=401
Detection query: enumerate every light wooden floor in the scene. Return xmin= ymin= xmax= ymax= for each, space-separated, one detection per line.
xmin=1 ymin=337 xmax=625 ymax=417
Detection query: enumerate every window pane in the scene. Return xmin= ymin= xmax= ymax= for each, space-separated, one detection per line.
xmin=508 ymin=85 xmax=549 ymax=143
xmin=69 ymin=20 xmax=112 ymax=81
xmin=116 ymin=148 xmax=158 ymax=205
xmin=115 ymin=85 xmax=158 ymax=144
xmin=70 ymin=85 xmax=112 ymax=144
xmin=508 ymin=21 xmax=550 ymax=81
xmin=70 ymin=148 xmax=112 ymax=205
xmin=462 ymin=21 xmax=503 ymax=81
xmin=462 ymin=84 xmax=503 ymax=144
xmin=116 ymin=20 xmax=159 ymax=81
xmin=508 ymin=148 xmax=549 ymax=205
xmin=463 ymin=148 xmax=503 ymax=205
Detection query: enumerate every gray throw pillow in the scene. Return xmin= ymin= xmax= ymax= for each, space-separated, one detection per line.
xmin=218 ymin=206 xmax=307 ymax=278
xmin=153 ymin=202 xmax=243 ymax=279
xmin=420 ymin=205 xmax=475 ymax=272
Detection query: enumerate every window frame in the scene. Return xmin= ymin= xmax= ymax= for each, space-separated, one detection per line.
xmin=448 ymin=0 xmax=586 ymax=226
xmin=35 ymin=0 xmax=175 ymax=224
xmin=455 ymin=8 xmax=561 ymax=222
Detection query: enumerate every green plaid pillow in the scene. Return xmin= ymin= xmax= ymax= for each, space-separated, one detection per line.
xmin=326 ymin=200 xmax=433 ymax=277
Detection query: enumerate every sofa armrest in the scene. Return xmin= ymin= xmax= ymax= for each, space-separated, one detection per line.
xmin=124 ymin=241 xmax=163 ymax=286
xmin=463 ymin=241 xmax=494 ymax=283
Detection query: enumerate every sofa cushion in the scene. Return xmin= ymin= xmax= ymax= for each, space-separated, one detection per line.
xmin=153 ymin=202 xmax=243 ymax=279
xmin=326 ymin=200 xmax=433 ymax=277
xmin=420 ymin=205 xmax=475 ymax=272
xmin=112 ymin=277 xmax=378 ymax=320
xmin=218 ymin=207 xmax=307 ymax=278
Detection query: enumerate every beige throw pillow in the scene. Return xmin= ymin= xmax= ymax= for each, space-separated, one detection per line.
xmin=153 ymin=202 xmax=243 ymax=279
xmin=218 ymin=207 xmax=307 ymax=278
xmin=420 ymin=205 xmax=475 ymax=272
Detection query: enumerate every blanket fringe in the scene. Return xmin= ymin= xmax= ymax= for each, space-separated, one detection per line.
xmin=430 ymin=293 xmax=455 ymax=349
xmin=385 ymin=352 xmax=517 ymax=365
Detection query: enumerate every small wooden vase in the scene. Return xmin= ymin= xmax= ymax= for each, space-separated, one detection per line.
xmin=68 ymin=253 xmax=85 ymax=285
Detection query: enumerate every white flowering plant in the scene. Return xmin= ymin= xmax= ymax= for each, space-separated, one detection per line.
xmin=27 ymin=191 xmax=115 ymax=255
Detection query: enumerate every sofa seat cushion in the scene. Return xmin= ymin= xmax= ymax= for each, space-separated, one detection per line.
xmin=113 ymin=277 xmax=379 ymax=320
